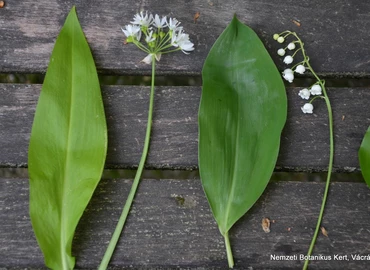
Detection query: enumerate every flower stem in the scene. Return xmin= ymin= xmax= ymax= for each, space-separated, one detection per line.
xmin=302 ymin=59 xmax=334 ymax=270
xmin=308 ymin=95 xmax=325 ymax=104
xmin=224 ymin=231 xmax=234 ymax=268
xmin=98 ymin=55 xmax=156 ymax=270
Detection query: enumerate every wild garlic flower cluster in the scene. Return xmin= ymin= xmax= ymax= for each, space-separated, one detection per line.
xmin=121 ymin=11 xmax=194 ymax=64
xmin=273 ymin=31 xmax=325 ymax=114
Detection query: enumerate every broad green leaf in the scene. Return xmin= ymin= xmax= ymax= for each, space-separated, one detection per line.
xmin=199 ymin=15 xmax=287 ymax=249
xmin=359 ymin=126 xmax=370 ymax=187
xmin=28 ymin=6 xmax=107 ymax=269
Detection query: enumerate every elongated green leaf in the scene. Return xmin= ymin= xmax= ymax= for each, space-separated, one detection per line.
xmin=199 ymin=16 xmax=287 ymax=236
xmin=28 ymin=6 xmax=107 ymax=269
xmin=359 ymin=126 xmax=370 ymax=187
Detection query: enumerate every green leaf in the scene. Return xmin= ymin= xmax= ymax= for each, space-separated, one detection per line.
xmin=359 ymin=126 xmax=370 ymax=187
xmin=28 ymin=6 xmax=107 ymax=269
xmin=198 ymin=16 xmax=287 ymax=266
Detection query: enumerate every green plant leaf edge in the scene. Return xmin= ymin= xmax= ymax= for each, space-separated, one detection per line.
xmin=199 ymin=15 xmax=287 ymax=235
xmin=28 ymin=6 xmax=107 ymax=269
xmin=359 ymin=126 xmax=370 ymax=187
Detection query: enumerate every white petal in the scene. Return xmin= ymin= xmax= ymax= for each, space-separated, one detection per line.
xmin=155 ymin=53 xmax=161 ymax=61
xmin=141 ymin=54 xmax=153 ymax=64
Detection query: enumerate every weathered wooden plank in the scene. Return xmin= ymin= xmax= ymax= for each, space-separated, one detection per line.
xmin=1 ymin=84 xmax=369 ymax=171
xmin=1 ymin=0 xmax=370 ymax=75
xmin=1 ymin=178 xmax=370 ymax=269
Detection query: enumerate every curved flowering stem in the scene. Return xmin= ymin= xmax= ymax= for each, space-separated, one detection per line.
xmin=274 ymin=31 xmax=334 ymax=270
xmin=99 ymin=12 xmax=194 ymax=269
xmin=98 ymin=55 xmax=156 ymax=270
xmin=156 ymin=32 xmax=171 ymax=49
xmin=309 ymin=95 xmax=325 ymax=104
xmin=291 ymin=47 xmax=303 ymax=57
xmin=133 ymin=40 xmax=150 ymax=53
xmin=296 ymin=36 xmax=334 ymax=270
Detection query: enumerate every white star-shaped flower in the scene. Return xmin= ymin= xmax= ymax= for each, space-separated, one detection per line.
xmin=145 ymin=31 xmax=155 ymax=43
xmin=153 ymin=14 xmax=167 ymax=28
xmin=121 ymin=24 xmax=142 ymax=40
xmin=171 ymin=29 xmax=194 ymax=54
xmin=131 ymin=11 xmax=153 ymax=27
xmin=167 ymin=17 xmax=182 ymax=32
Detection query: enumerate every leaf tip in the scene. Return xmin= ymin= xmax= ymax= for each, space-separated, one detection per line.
xmin=232 ymin=14 xmax=239 ymax=24
xmin=70 ymin=5 xmax=77 ymax=15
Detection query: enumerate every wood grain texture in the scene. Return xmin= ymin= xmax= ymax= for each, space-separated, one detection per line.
xmin=1 ymin=84 xmax=369 ymax=171
xmin=1 ymin=0 xmax=370 ymax=75
xmin=1 ymin=178 xmax=370 ymax=269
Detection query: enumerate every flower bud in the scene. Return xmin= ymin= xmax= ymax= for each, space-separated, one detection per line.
xmin=287 ymin=42 xmax=296 ymax=50
xmin=277 ymin=36 xmax=285 ymax=43
xmin=273 ymin=34 xmax=280 ymax=40
xmin=277 ymin=48 xmax=286 ymax=56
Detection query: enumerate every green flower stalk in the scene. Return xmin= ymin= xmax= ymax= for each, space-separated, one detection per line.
xmin=273 ymin=31 xmax=334 ymax=270
xmin=99 ymin=11 xmax=194 ymax=269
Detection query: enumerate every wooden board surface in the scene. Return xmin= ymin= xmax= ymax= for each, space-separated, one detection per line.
xmin=0 ymin=84 xmax=369 ymax=171
xmin=1 ymin=0 xmax=370 ymax=75
xmin=1 ymin=178 xmax=370 ymax=269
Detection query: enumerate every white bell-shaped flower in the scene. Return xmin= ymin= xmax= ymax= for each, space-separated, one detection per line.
xmin=310 ymin=85 xmax=322 ymax=95
xmin=283 ymin=55 xmax=294 ymax=64
xmin=298 ymin=88 xmax=310 ymax=100
xmin=283 ymin=69 xmax=294 ymax=83
xmin=295 ymin=65 xmax=306 ymax=74
xmin=301 ymin=103 xmax=314 ymax=114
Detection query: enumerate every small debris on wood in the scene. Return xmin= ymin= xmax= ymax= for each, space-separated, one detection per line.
xmin=123 ymin=39 xmax=128 ymax=45
xmin=321 ymin=226 xmax=329 ymax=237
xmin=0 ymin=1 xmax=5 ymax=8
xmin=271 ymin=219 xmax=276 ymax=223
xmin=287 ymin=227 xmax=291 ymax=232
xmin=208 ymin=1 xmax=214 ymax=6
xmin=342 ymin=115 xmax=345 ymax=121
xmin=292 ymin=19 xmax=301 ymax=27
xmin=262 ymin=217 xmax=271 ymax=233
xmin=194 ymin=12 xmax=200 ymax=23
xmin=175 ymin=196 xmax=185 ymax=206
